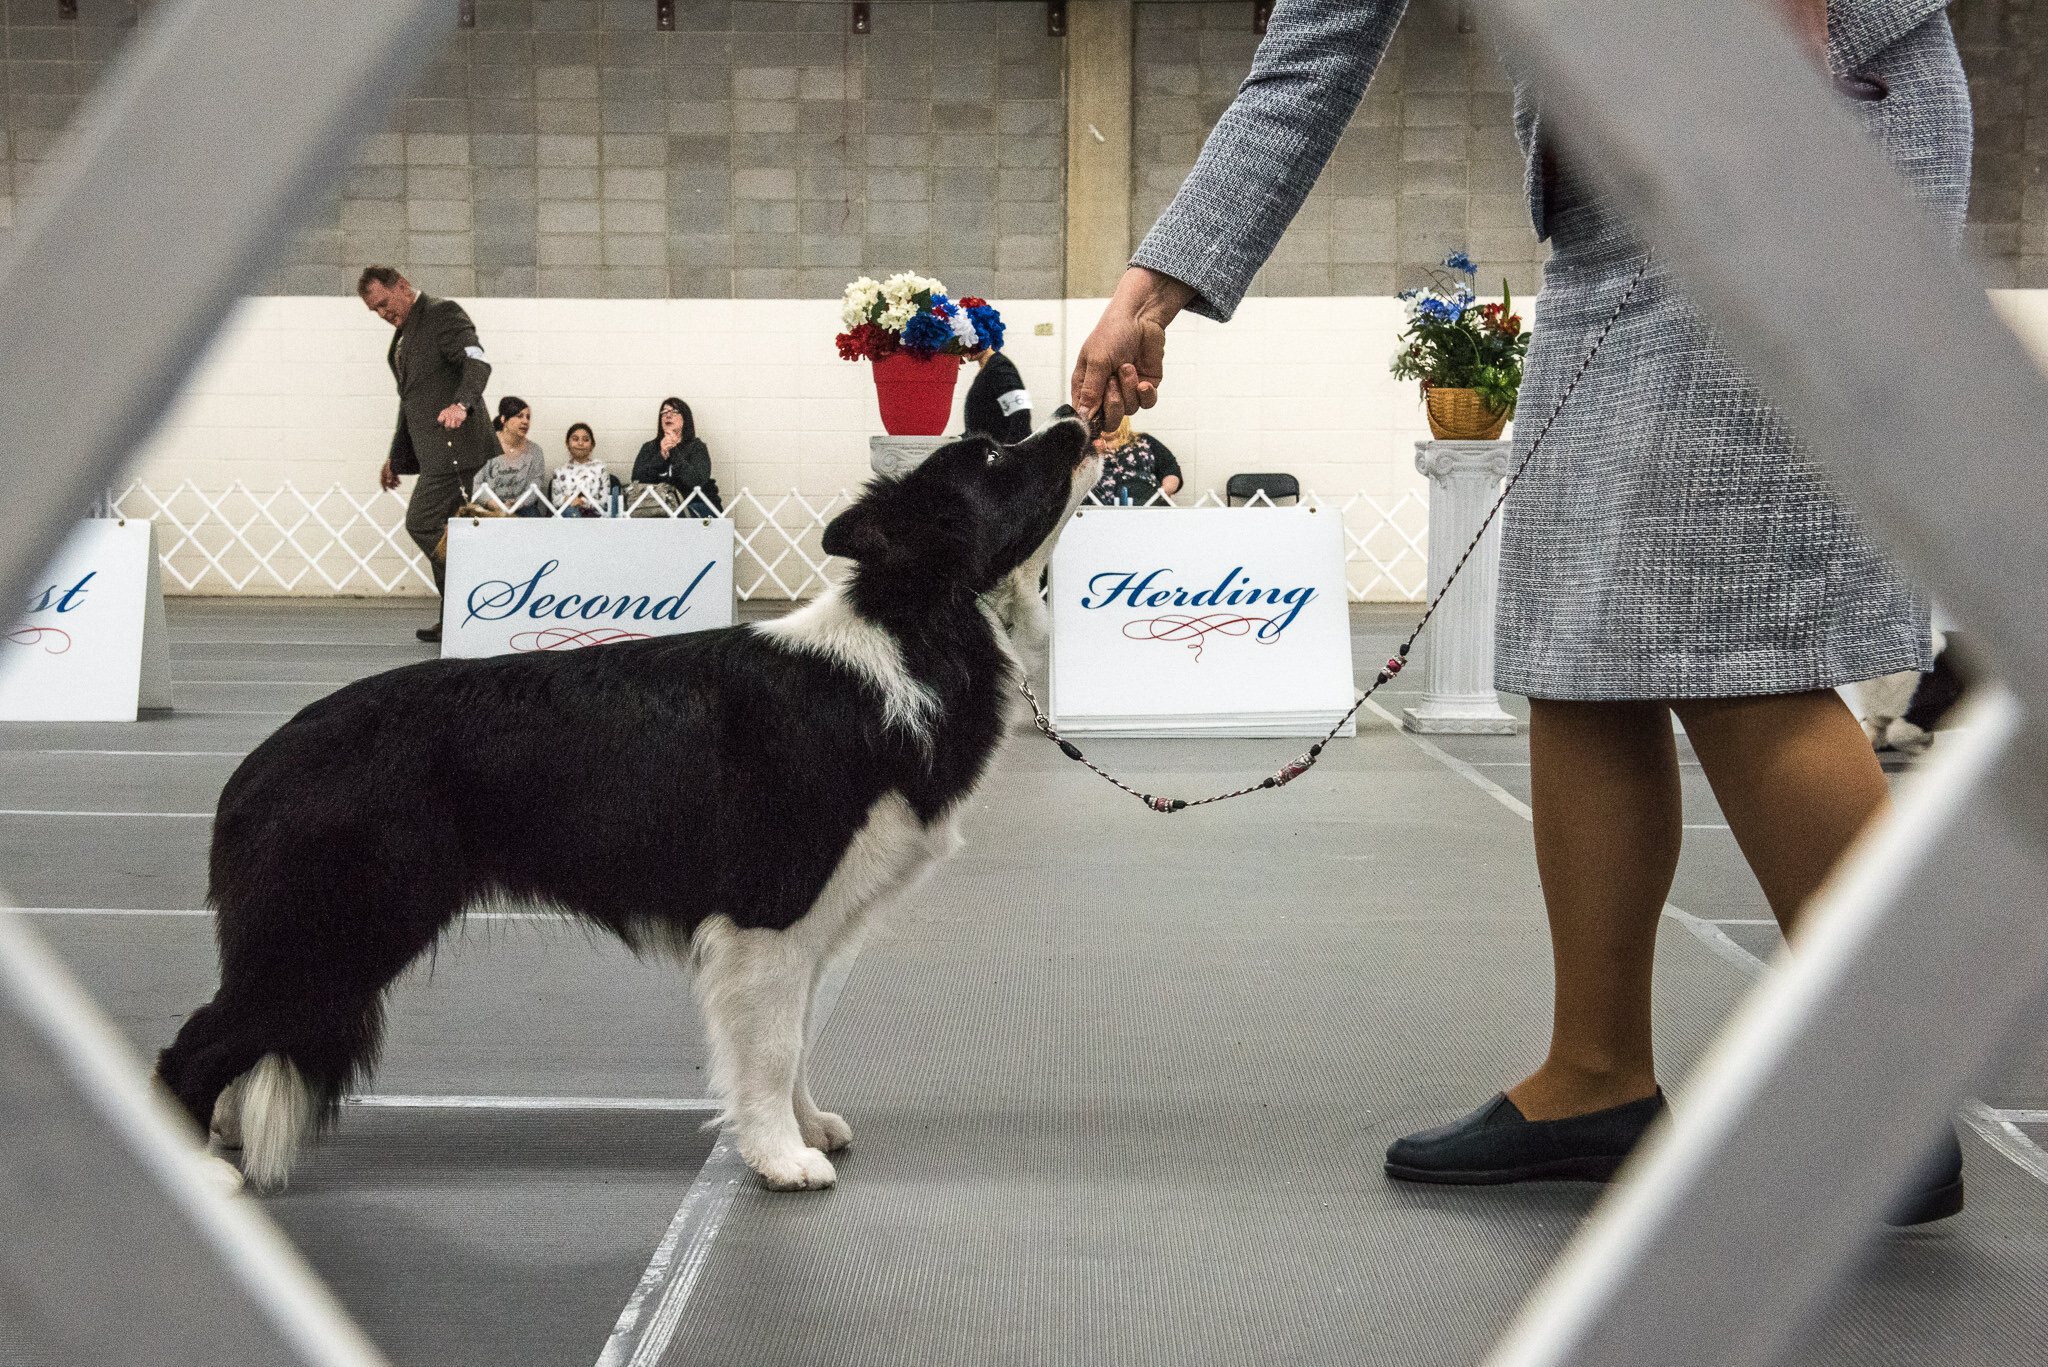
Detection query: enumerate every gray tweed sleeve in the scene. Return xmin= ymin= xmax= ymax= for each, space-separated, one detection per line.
xmin=1130 ymin=0 xmax=1409 ymax=322
xmin=1830 ymin=0 xmax=1952 ymax=72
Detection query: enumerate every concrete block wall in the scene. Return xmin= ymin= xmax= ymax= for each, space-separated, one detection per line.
xmin=299 ymin=0 xmax=1068 ymax=301
xmin=1132 ymin=0 xmax=1549 ymax=301
xmin=1954 ymin=0 xmax=2048 ymax=287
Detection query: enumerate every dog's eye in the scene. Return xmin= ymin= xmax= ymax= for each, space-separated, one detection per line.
xmin=985 ymin=450 xmax=999 ymax=465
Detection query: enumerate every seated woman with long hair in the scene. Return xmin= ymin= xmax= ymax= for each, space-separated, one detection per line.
xmin=470 ymin=396 xmax=549 ymax=515
xmin=630 ymin=397 xmax=720 ymax=517
xmin=1088 ymin=418 xmax=1183 ymax=506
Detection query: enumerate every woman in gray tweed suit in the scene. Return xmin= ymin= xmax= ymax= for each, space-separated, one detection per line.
xmin=1075 ymin=0 xmax=1970 ymax=1221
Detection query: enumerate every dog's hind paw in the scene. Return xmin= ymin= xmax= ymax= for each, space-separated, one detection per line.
xmin=800 ymin=1111 xmax=852 ymax=1153
xmin=751 ymin=1145 xmax=837 ymax=1191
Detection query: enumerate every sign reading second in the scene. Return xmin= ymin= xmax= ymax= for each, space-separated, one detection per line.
xmin=442 ymin=518 xmax=735 ymax=659
xmin=1049 ymin=506 xmax=1356 ymax=737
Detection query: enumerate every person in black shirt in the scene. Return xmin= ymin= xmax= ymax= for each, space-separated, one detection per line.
xmin=1089 ymin=418 xmax=1182 ymax=506
xmin=962 ymin=345 xmax=1032 ymax=444
xmin=630 ymin=397 xmax=721 ymax=517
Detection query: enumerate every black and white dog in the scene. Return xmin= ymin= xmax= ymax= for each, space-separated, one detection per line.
xmin=156 ymin=416 xmax=1098 ymax=1192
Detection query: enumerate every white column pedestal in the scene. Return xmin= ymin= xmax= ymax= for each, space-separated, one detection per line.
xmin=870 ymin=435 xmax=949 ymax=477
xmin=1402 ymin=439 xmax=1519 ymax=735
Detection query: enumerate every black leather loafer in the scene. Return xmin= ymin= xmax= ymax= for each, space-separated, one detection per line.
xmin=1385 ymin=1090 xmax=1667 ymax=1185
xmin=1884 ymin=1129 xmax=1964 ymax=1226
xmin=416 ymin=623 xmax=442 ymax=643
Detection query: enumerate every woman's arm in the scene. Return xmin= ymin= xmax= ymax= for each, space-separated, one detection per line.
xmin=1132 ymin=0 xmax=1409 ymax=323
xmin=1074 ymin=0 xmax=1407 ymax=423
xmin=679 ymin=438 xmax=713 ymax=491
xmin=629 ymin=439 xmax=664 ymax=486
xmin=1146 ymin=436 xmax=1183 ymax=495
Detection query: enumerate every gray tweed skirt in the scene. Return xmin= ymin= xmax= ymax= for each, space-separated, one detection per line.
xmin=1494 ymin=13 xmax=1972 ymax=700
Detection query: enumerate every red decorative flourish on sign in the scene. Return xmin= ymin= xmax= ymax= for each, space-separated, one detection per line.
xmin=508 ymin=627 xmax=653 ymax=652
xmin=1121 ymin=614 xmax=1275 ymax=662
xmin=5 ymin=626 xmax=72 ymax=654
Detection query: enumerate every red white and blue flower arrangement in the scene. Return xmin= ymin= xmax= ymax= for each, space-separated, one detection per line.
xmin=836 ymin=273 xmax=1007 ymax=435
xmin=834 ymin=272 xmax=1005 ymax=361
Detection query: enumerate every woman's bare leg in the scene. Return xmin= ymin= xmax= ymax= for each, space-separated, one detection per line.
xmin=1671 ymin=690 xmax=1891 ymax=939
xmin=1505 ymin=688 xmax=1889 ymax=1125
xmin=1506 ymin=699 xmax=1682 ymax=1121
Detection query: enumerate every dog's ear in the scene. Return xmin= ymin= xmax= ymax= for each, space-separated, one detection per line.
xmin=821 ymin=502 xmax=897 ymax=565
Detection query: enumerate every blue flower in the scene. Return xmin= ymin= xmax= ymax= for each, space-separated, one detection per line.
xmin=929 ymin=291 xmax=956 ymax=318
xmin=901 ymin=311 xmax=955 ymax=353
xmin=1444 ymin=251 xmax=1477 ymax=275
xmin=966 ymin=303 xmax=1005 ymax=351
xmin=1417 ymin=296 xmax=1464 ymax=324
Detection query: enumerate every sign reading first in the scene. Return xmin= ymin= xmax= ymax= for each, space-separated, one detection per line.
xmin=442 ymin=518 xmax=735 ymax=658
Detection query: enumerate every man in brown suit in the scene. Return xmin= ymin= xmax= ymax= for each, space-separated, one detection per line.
xmin=358 ymin=266 xmax=495 ymax=642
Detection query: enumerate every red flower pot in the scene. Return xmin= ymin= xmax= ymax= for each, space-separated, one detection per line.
xmin=870 ymin=352 xmax=963 ymax=436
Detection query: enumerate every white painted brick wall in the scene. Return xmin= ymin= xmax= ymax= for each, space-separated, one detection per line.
xmin=124 ymin=295 xmax=1446 ymax=519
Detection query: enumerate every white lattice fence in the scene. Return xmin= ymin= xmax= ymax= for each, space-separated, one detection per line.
xmin=103 ymin=481 xmax=1428 ymax=602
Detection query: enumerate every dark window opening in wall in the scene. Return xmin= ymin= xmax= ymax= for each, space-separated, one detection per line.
xmin=457 ymin=0 xmax=475 ymax=28
xmin=1048 ymin=1 xmax=1068 ymax=38
xmin=1254 ymin=1 xmax=1271 ymax=35
xmin=59 ymin=0 xmax=79 ymax=19
xmin=658 ymin=0 xmax=675 ymax=30
xmin=852 ymin=2 xmax=870 ymax=34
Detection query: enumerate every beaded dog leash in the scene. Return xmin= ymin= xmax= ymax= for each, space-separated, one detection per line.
xmin=1028 ymin=256 xmax=1652 ymax=813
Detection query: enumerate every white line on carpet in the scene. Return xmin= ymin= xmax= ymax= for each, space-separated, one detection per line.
xmin=9 ymin=906 xmax=593 ymax=922
xmin=0 ymin=809 xmax=214 ymax=819
xmin=1364 ymin=701 xmax=1531 ymax=820
xmin=31 ymin=749 xmax=248 ymax=757
xmin=592 ymin=934 xmax=862 ymax=1367
xmin=1962 ymin=1103 xmax=2048 ymax=1187
xmin=349 ymin=1094 xmax=720 ymax=1111
xmin=1453 ymin=760 xmax=1704 ymax=768
xmin=176 ymin=679 xmax=358 ymax=686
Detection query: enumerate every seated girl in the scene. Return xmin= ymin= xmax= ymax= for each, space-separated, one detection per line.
xmin=551 ymin=422 xmax=612 ymax=517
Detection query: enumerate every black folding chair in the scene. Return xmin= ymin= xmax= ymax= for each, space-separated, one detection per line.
xmin=1226 ymin=472 xmax=1300 ymax=506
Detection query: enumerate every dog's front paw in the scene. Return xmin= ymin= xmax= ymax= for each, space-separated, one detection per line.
xmin=197 ymin=1153 xmax=246 ymax=1195
xmin=801 ymin=1111 xmax=852 ymax=1153
xmin=750 ymin=1145 xmax=837 ymax=1191
xmin=1886 ymin=719 xmax=1934 ymax=756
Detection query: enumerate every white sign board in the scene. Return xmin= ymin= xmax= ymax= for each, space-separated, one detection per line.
xmin=442 ymin=517 xmax=735 ymax=659
xmin=1050 ymin=507 xmax=1356 ymax=737
xmin=0 ymin=519 xmax=172 ymax=721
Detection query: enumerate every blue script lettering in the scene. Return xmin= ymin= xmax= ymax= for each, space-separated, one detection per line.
xmin=465 ymin=559 xmax=718 ymax=627
xmin=1081 ymin=566 xmax=1316 ymax=639
xmin=24 ymin=572 xmax=95 ymax=614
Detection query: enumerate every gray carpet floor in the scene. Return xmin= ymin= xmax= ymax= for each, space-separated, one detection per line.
xmin=5 ymin=599 xmax=2044 ymax=1367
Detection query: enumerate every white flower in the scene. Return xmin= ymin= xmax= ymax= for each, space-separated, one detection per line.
xmin=879 ymin=301 xmax=916 ymax=332
xmin=950 ymin=310 xmax=980 ymax=348
xmin=880 ymin=271 xmax=943 ymax=307
xmin=840 ymin=276 xmax=882 ymax=330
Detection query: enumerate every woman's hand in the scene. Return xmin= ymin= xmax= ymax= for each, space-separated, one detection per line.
xmin=660 ymin=430 xmax=679 ymax=454
xmin=1161 ymin=474 xmax=1182 ymax=497
xmin=1071 ymin=266 xmax=1194 ymax=430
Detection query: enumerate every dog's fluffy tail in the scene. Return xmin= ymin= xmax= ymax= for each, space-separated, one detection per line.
xmin=237 ymin=1054 xmax=320 ymax=1190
